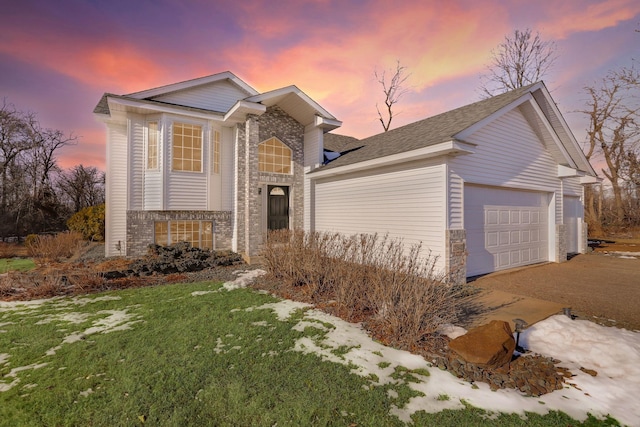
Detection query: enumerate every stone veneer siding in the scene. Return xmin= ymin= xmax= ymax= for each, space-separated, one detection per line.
xmin=445 ymin=229 xmax=467 ymax=286
xmin=126 ymin=210 xmax=232 ymax=257
xmin=556 ymin=223 xmax=567 ymax=263
xmin=235 ymin=105 xmax=305 ymax=260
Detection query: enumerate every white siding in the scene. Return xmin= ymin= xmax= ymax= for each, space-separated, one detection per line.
xmin=144 ymin=171 xmax=163 ymax=210
xmin=304 ymin=126 xmax=323 ymax=231
xmin=151 ymin=81 xmax=248 ymax=113
xmin=167 ymin=173 xmax=208 ymax=209
xmin=564 ymin=195 xmax=583 ymax=253
xmin=452 ymin=107 xmax=565 ymax=256
xmin=315 ymin=160 xmax=446 ymax=270
xmin=129 ymin=115 xmax=144 ymax=210
xmin=105 ymin=121 xmax=128 ymax=257
xmin=221 ymin=127 xmax=235 ymax=211
xmin=451 ymin=108 xmax=560 ymax=192
xmin=563 ymin=176 xmax=583 ymax=197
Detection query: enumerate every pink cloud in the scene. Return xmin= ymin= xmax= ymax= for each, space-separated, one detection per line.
xmin=538 ymin=0 xmax=640 ymax=38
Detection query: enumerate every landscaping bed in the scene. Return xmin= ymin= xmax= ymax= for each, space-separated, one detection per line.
xmin=0 ymin=242 xmax=244 ymax=301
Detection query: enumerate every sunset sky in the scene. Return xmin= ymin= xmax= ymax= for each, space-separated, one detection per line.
xmin=0 ymin=0 xmax=638 ymax=171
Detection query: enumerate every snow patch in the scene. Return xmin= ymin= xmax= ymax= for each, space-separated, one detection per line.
xmin=0 ymin=362 xmax=48 ymax=392
xmin=247 ymin=300 xmax=311 ymax=321
xmin=191 ymin=290 xmax=214 ymax=296
xmin=46 ymin=309 xmax=143 ymax=355
xmin=269 ymin=305 xmax=639 ymax=425
xmin=220 ymin=269 xmax=266 ymax=291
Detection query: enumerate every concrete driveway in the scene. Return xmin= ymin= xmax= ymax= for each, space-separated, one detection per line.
xmin=464 ymin=252 xmax=640 ymax=331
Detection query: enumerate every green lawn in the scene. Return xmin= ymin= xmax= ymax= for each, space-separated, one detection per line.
xmin=0 ymin=258 xmax=35 ymax=274
xmin=0 ymin=279 xmax=614 ymax=426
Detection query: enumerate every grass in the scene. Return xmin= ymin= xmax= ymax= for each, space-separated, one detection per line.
xmin=0 ymin=279 xmax=617 ymax=426
xmin=0 ymin=258 xmax=35 ymax=274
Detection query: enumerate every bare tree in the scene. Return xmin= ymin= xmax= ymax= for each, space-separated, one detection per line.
xmin=581 ymin=67 xmax=640 ymax=226
xmin=480 ymin=28 xmax=557 ymax=97
xmin=0 ymin=100 xmax=81 ymax=237
xmin=58 ymin=164 xmax=105 ymax=212
xmin=0 ymin=101 xmax=34 ymax=214
xmin=375 ymin=60 xmax=410 ymax=132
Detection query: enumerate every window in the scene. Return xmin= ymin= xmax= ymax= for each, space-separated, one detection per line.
xmin=212 ymin=130 xmax=220 ymax=174
xmin=154 ymin=220 xmax=213 ymax=250
xmin=146 ymin=121 xmax=159 ymax=170
xmin=258 ymin=137 xmax=292 ymax=174
xmin=172 ymin=122 xmax=202 ymax=172
xmin=154 ymin=221 xmax=168 ymax=246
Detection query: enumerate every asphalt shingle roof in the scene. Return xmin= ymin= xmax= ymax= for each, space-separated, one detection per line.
xmin=318 ymin=83 xmax=537 ymax=171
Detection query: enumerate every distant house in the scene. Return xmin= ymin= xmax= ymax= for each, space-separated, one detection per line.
xmin=94 ymin=72 xmax=597 ymax=284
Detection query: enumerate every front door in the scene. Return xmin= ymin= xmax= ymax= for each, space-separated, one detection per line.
xmin=268 ymin=186 xmax=289 ymax=230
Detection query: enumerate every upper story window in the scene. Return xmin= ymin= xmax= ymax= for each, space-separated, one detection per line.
xmin=172 ymin=122 xmax=202 ymax=172
xmin=258 ymin=137 xmax=292 ymax=174
xmin=146 ymin=121 xmax=159 ymax=170
xmin=212 ymin=130 xmax=220 ymax=175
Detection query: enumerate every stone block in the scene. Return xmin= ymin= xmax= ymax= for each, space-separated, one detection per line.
xmin=448 ymin=320 xmax=515 ymax=369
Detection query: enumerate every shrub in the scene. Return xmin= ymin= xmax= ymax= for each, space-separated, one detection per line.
xmin=67 ymin=204 xmax=105 ymax=241
xmin=66 ymin=270 xmax=108 ymax=294
xmin=0 ymin=275 xmax=14 ymax=297
xmin=129 ymin=243 xmax=243 ymax=275
xmin=25 ymin=274 xmax=66 ymax=299
xmin=261 ymin=230 xmax=461 ymax=350
xmin=0 ymin=242 xmax=28 ymax=258
xmin=25 ymin=231 xmax=83 ymax=264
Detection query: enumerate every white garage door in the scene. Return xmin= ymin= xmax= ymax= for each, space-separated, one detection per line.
xmin=465 ymin=185 xmax=550 ymax=277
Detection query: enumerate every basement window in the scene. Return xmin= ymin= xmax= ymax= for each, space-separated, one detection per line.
xmin=154 ymin=220 xmax=213 ymax=250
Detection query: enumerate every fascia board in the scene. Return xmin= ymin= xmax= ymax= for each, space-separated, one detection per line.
xmin=315 ymin=116 xmax=342 ymax=131
xmin=558 ymin=165 xmax=582 ymax=177
xmin=534 ymin=85 xmax=598 ymax=177
xmin=526 ymin=95 xmax=579 ymax=169
xmin=309 ymin=140 xmax=475 ymax=179
xmin=580 ymin=175 xmax=602 ymax=184
xmin=223 ymin=100 xmax=267 ymax=123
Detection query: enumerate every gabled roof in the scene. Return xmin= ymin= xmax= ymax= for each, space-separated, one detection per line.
xmin=94 ymin=72 xmax=340 ymax=129
xmin=316 ymin=82 xmax=596 ymax=177
xmin=125 ymin=71 xmax=258 ymax=99
xmin=323 ymin=133 xmax=360 ymax=152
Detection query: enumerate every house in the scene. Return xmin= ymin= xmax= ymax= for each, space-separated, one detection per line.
xmin=94 ymin=72 xmax=597 ymax=284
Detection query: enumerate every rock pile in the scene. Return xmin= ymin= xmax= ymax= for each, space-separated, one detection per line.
xmin=427 ymin=320 xmax=570 ymax=396
xmin=432 ymin=352 xmax=570 ymax=396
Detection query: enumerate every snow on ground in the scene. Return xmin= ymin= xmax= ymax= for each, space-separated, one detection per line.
xmin=221 ymin=269 xmax=266 ymax=291
xmin=230 ymin=269 xmax=640 ymax=426
xmin=2 ymin=269 xmax=638 ymax=425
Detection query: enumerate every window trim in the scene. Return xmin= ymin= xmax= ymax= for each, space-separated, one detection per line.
xmin=146 ymin=121 xmax=159 ymax=170
xmin=212 ymin=129 xmax=221 ymax=175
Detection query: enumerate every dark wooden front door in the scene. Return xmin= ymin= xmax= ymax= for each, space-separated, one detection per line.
xmin=268 ymin=186 xmax=289 ymax=230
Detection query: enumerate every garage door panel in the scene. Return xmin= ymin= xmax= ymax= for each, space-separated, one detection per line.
xmin=466 ymin=185 xmax=550 ymax=276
